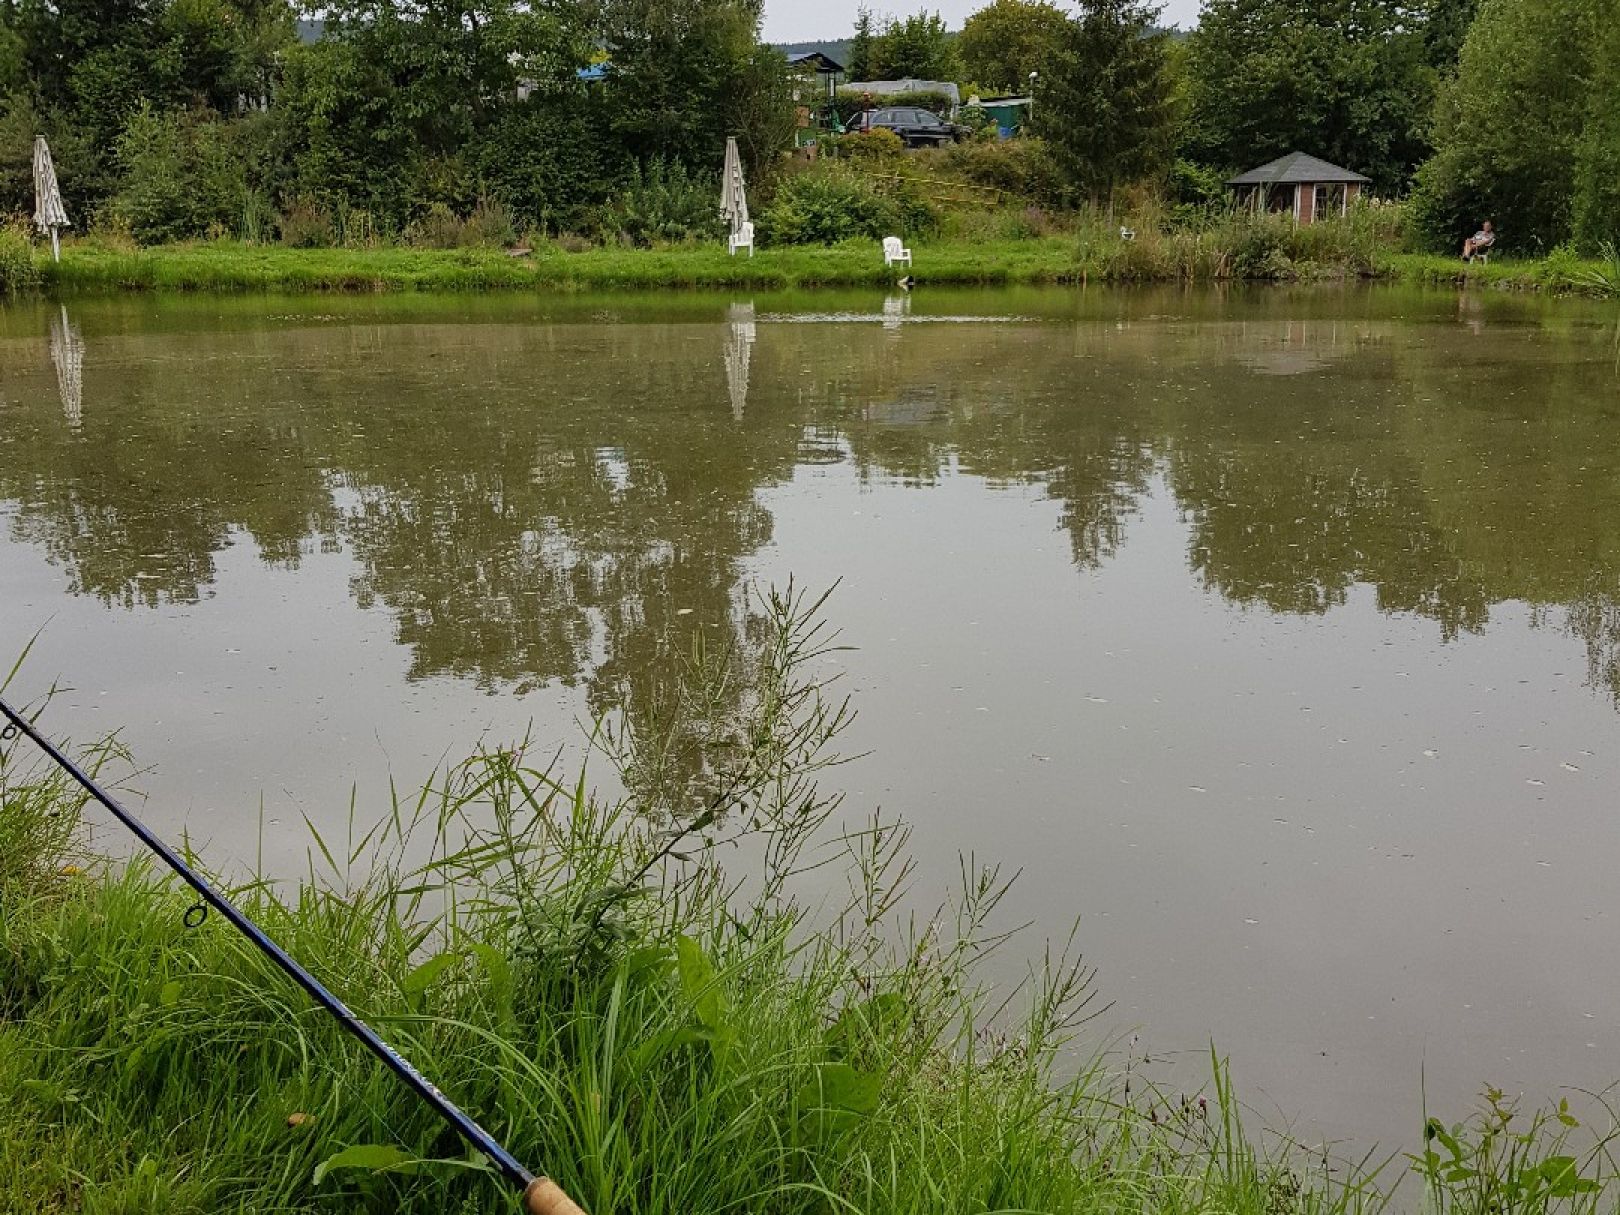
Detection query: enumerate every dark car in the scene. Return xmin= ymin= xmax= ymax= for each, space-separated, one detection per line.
xmin=850 ymin=106 xmax=960 ymax=148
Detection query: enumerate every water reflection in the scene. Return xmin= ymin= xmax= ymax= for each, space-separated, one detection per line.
xmin=4 ymin=292 xmax=1620 ymax=708
xmin=49 ymin=305 xmax=83 ymax=428
xmin=724 ymin=302 xmax=755 ymax=421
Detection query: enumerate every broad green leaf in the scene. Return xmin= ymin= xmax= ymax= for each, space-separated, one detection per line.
xmin=401 ymin=951 xmax=459 ymax=997
xmin=467 ymin=941 xmax=510 ymax=994
xmin=313 ymin=1144 xmax=416 ymax=1186
xmin=677 ymin=934 xmax=724 ymax=1032
xmin=159 ymin=980 xmax=184 ymax=1007
xmin=796 ymin=1062 xmax=881 ymax=1116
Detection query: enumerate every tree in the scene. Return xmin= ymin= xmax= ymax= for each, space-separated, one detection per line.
xmin=958 ymin=0 xmax=1069 ymax=93
xmin=1407 ymin=0 xmax=1597 ymax=250
xmin=1181 ymin=0 xmax=1434 ymax=194
xmin=871 ymin=9 xmax=957 ymax=79
xmin=848 ymin=5 xmax=875 ymax=77
xmin=1573 ymin=13 xmax=1620 ymax=248
xmin=600 ymin=0 xmax=761 ymax=165
xmin=1034 ymin=0 xmax=1172 ymax=204
xmin=1420 ymin=0 xmax=1478 ymax=70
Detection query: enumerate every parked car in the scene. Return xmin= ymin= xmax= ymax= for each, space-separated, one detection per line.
xmin=847 ymin=107 xmax=961 ymax=147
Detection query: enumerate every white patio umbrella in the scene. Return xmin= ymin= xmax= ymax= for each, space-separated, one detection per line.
xmin=33 ymin=136 xmax=70 ymax=262
xmin=720 ymin=137 xmax=748 ymax=241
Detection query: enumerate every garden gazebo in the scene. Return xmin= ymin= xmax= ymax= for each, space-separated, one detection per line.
xmin=1228 ymin=152 xmax=1369 ymax=225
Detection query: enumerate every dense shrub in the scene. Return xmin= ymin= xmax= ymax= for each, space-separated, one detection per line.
xmin=593 ymin=160 xmax=722 ymax=246
xmin=938 ymin=136 xmax=1065 ymax=205
xmin=277 ymin=197 xmax=335 ymax=247
xmin=0 ymin=219 xmax=38 ymax=294
xmin=827 ymin=129 xmax=906 ymax=166
xmin=110 ymin=105 xmax=276 ymax=244
xmin=758 ymin=164 xmax=936 ymax=245
xmin=403 ymin=198 xmax=518 ymax=249
xmin=476 ymin=96 xmax=619 ymax=234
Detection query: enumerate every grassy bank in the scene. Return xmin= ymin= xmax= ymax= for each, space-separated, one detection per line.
xmin=7 ymin=236 xmax=1617 ymax=298
xmin=24 ymin=237 xmax=1084 ymax=294
xmin=2 ymin=594 xmax=1618 ymax=1215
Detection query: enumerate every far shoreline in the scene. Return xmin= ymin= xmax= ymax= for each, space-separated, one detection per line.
xmin=7 ymin=237 xmax=1615 ymax=299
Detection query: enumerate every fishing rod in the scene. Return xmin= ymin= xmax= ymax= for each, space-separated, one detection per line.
xmin=0 ymin=695 xmax=583 ymax=1215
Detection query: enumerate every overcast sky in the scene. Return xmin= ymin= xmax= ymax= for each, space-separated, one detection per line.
xmin=762 ymin=0 xmax=1201 ymax=44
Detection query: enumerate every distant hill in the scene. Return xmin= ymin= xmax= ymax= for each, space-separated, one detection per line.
xmin=775 ymin=39 xmax=853 ymax=67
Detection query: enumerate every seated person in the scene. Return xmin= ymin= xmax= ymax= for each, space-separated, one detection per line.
xmin=1463 ymin=220 xmax=1496 ymax=261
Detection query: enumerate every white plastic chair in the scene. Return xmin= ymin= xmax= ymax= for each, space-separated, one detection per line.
xmin=729 ymin=221 xmax=754 ymax=257
xmin=882 ymin=236 xmax=911 ymax=268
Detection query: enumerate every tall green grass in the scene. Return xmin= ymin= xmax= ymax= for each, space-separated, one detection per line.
xmin=0 ymin=220 xmax=41 ymax=296
xmin=2 ymin=589 xmax=1618 ymax=1214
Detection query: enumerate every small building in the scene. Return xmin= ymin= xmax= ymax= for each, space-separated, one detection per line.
xmin=787 ymin=51 xmax=845 ymax=147
xmin=964 ymin=94 xmax=1031 ymax=138
xmin=1227 ymin=152 xmax=1369 ymax=224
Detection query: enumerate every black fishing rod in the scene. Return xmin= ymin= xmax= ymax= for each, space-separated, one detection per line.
xmin=0 ymin=695 xmax=583 ymax=1215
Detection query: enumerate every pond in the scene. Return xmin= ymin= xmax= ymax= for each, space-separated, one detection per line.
xmin=3 ymin=285 xmax=1619 ymax=1151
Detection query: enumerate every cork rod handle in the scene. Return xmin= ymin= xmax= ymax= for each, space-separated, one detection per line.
xmin=523 ymin=1177 xmax=587 ymax=1215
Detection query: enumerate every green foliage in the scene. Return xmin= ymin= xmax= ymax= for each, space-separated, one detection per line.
xmin=1033 ymin=0 xmax=1173 ymax=202
xmin=1411 ymin=1089 xmax=1606 ymax=1215
xmin=958 ymin=0 xmax=1069 ymax=93
xmin=599 ymin=0 xmax=760 ymax=169
xmin=404 ymin=199 xmax=517 ymax=249
xmin=848 ymin=5 xmax=876 ymax=78
xmin=0 ymin=20 xmax=24 ymax=96
xmin=595 ymin=160 xmax=723 ymax=246
xmin=1408 ymin=0 xmax=1597 ymax=252
xmin=940 ymin=135 xmax=1065 ymax=204
xmin=758 ymin=164 xmax=936 ymax=244
xmin=1166 ymin=157 xmax=1229 ymax=222
xmin=1573 ymin=16 xmax=1620 ymax=251
xmin=0 ymin=217 xmax=38 ymax=295
xmin=475 ymin=93 xmax=618 ymax=233
xmin=278 ymin=196 xmax=337 ymax=248
xmin=1182 ymin=0 xmax=1435 ymax=195
xmin=829 ymin=127 xmax=907 ymax=165
xmin=868 ymin=8 xmax=958 ymax=80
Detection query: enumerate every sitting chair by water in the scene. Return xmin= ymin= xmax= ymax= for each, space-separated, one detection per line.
xmin=729 ymin=221 xmax=755 ymax=257
xmin=883 ymin=236 xmax=912 ymax=268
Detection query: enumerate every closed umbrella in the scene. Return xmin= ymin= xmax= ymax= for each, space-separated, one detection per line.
xmin=33 ymin=136 xmax=70 ymax=262
xmin=720 ymin=137 xmax=748 ymax=242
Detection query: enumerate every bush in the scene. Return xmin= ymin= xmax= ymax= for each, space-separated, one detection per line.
xmin=0 ymin=218 xmax=38 ymax=294
xmin=278 ymin=197 xmax=336 ymax=248
xmin=758 ymin=164 xmax=936 ymax=245
xmin=827 ymin=129 xmax=906 ymax=166
xmin=110 ymin=105 xmax=276 ymax=245
xmin=939 ymin=137 xmax=1065 ymax=205
xmin=593 ymin=160 xmax=723 ymax=247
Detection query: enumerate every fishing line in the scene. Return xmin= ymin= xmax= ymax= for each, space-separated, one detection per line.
xmin=0 ymin=695 xmax=583 ymax=1215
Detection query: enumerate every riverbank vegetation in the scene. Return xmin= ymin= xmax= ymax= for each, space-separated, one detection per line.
xmin=10 ymin=215 xmax=1620 ymax=297
xmin=4 ymin=597 xmax=1620 ymax=1213
xmin=2 ymin=0 xmax=1617 ymax=291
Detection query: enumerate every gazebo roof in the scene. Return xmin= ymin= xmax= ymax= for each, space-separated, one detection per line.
xmin=1227 ymin=152 xmax=1370 ymax=187
xmin=787 ymin=51 xmax=844 ymax=74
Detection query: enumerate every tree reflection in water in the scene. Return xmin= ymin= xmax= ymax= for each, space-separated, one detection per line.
xmin=4 ymin=294 xmax=1620 ymax=710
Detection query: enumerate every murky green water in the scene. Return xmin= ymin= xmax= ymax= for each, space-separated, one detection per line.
xmin=4 ymin=286 xmax=1619 ymax=1148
